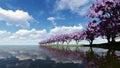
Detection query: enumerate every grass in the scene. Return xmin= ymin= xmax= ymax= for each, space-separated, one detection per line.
xmin=84 ymin=41 xmax=120 ymax=51
xmin=40 ymin=44 xmax=84 ymax=47
xmin=40 ymin=41 xmax=120 ymax=50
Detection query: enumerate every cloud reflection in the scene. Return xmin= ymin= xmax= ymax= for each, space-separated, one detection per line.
xmin=0 ymin=45 xmax=120 ymax=68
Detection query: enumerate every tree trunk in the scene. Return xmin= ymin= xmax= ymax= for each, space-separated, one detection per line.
xmin=90 ymin=40 xmax=93 ymax=46
xmin=57 ymin=42 xmax=59 ymax=45
xmin=111 ymin=37 xmax=115 ymax=43
xmin=107 ymin=37 xmax=111 ymax=43
xmin=66 ymin=41 xmax=70 ymax=45
xmin=62 ymin=42 xmax=64 ymax=45
xmin=76 ymin=40 xmax=79 ymax=45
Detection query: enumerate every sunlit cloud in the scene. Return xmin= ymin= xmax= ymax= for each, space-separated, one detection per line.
xmin=0 ymin=29 xmax=47 ymax=45
xmin=47 ymin=17 xmax=57 ymax=27
xmin=54 ymin=0 xmax=93 ymax=16
xmin=0 ymin=7 xmax=33 ymax=28
xmin=0 ymin=25 xmax=84 ymax=45
xmin=49 ymin=25 xmax=83 ymax=36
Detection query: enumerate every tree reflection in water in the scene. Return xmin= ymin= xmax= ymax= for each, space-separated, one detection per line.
xmin=40 ymin=46 xmax=85 ymax=61
xmin=98 ymin=44 xmax=120 ymax=68
xmin=40 ymin=45 xmax=120 ymax=68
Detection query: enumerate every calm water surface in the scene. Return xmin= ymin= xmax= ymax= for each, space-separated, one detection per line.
xmin=0 ymin=45 xmax=120 ymax=68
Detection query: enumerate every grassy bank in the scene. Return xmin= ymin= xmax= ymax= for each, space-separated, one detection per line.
xmin=40 ymin=44 xmax=84 ymax=47
xmin=84 ymin=41 xmax=120 ymax=51
xmin=40 ymin=41 xmax=120 ymax=50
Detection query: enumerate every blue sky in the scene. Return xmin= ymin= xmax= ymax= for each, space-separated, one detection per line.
xmin=0 ymin=0 xmax=107 ymax=45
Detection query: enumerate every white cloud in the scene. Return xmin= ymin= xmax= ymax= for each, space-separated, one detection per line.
xmin=0 ymin=29 xmax=47 ymax=45
xmin=55 ymin=0 xmax=93 ymax=16
xmin=47 ymin=16 xmax=65 ymax=27
xmin=0 ymin=7 xmax=33 ymax=28
xmin=49 ymin=24 xmax=83 ymax=35
xmin=9 ymin=29 xmax=47 ymax=40
xmin=78 ymin=6 xmax=90 ymax=16
xmin=47 ymin=17 xmax=55 ymax=23
xmin=93 ymin=37 xmax=108 ymax=44
xmin=47 ymin=17 xmax=57 ymax=27
xmin=0 ymin=30 xmax=11 ymax=40
xmin=0 ymin=25 xmax=83 ymax=45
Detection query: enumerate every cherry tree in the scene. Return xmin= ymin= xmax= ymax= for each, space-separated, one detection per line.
xmin=85 ymin=21 xmax=99 ymax=45
xmin=71 ymin=32 xmax=81 ymax=45
xmin=88 ymin=0 xmax=120 ymax=43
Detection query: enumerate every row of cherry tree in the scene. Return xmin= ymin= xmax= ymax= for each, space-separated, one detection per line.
xmin=40 ymin=0 xmax=120 ymax=45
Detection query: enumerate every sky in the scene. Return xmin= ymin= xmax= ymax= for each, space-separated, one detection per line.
xmin=0 ymin=0 xmax=108 ymax=45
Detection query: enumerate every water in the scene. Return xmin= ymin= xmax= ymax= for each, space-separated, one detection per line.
xmin=0 ymin=45 xmax=120 ymax=68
